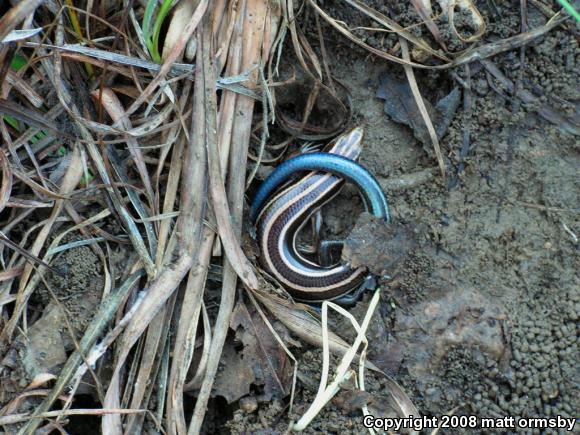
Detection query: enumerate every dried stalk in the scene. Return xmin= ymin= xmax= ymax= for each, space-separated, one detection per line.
xmin=188 ymin=1 xmax=276 ymax=433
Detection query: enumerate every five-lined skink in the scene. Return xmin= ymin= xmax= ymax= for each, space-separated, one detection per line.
xmin=251 ymin=127 xmax=390 ymax=302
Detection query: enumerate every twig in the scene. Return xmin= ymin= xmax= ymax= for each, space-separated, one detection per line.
xmin=448 ymin=64 xmax=472 ymax=189
xmin=399 ymin=37 xmax=446 ymax=177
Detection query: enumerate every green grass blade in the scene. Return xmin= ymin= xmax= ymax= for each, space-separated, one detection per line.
xmin=556 ymin=0 xmax=580 ymax=22
xmin=151 ymin=0 xmax=175 ymax=62
xmin=142 ymin=0 xmax=157 ymax=41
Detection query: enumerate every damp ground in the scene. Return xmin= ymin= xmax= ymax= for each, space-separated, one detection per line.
xmin=226 ymin=1 xmax=579 ymax=434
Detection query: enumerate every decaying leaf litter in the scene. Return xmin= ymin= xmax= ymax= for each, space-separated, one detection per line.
xmin=0 ymin=0 xmax=578 ymax=433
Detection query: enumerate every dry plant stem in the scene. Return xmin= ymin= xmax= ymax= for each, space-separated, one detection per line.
xmin=411 ymin=0 xmax=445 ymax=48
xmin=155 ymin=114 xmax=189 ymax=263
xmin=309 ymin=0 xmax=566 ymax=70
xmin=292 ymin=290 xmax=419 ymax=433
xmin=102 ymin=147 xmax=206 ymax=434
xmin=212 ymin=1 xmax=243 ymax=257
xmin=217 ymin=5 xmax=243 ymax=180
xmin=450 ymin=14 xmax=567 ymax=67
xmin=211 ymin=0 xmax=228 ymax=42
xmin=45 ymin=48 xmax=157 ymax=279
xmin=251 ymin=289 xmax=376 ymax=368
xmin=66 ymin=292 xmax=146 ymax=403
xmin=202 ymin=23 xmax=259 ymax=292
xmin=166 ymin=227 xmax=215 ymax=435
xmin=0 ymin=0 xmax=45 ymax=41
xmin=0 ymin=232 xmax=59 ymax=275
xmin=399 ymin=37 xmax=446 ymax=176
xmin=307 ymin=0 xmax=444 ymax=69
xmin=0 ymin=100 xmax=73 ymax=145
xmin=125 ymin=121 xmax=192 ymax=434
xmin=5 ymin=70 xmax=45 ymax=108
xmin=187 ymin=18 xmax=232 ymax=435
xmin=123 ymin=294 xmax=176 ymax=434
xmin=1 ymin=385 xmax=58 ymax=416
xmin=163 ymin=0 xmax=200 ymax=61
xmin=183 ymin=302 xmax=213 ymax=391
xmin=92 ymin=88 xmax=155 ymax=208
xmin=102 ymin=48 xmax=210 ymax=435
xmin=293 ymin=290 xmax=380 ymax=431
xmin=0 ymin=45 xmax=15 ymax=92
xmin=0 ymin=147 xmax=15 ymax=200
xmin=189 ymin=1 xmax=268 ymax=432
xmin=18 ymin=272 xmax=143 ymax=435
xmin=214 ymin=0 xmax=240 ymax=71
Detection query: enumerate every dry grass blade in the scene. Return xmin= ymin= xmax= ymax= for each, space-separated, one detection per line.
xmin=410 ymin=0 xmax=446 ymax=48
xmin=10 ymin=168 xmax=70 ymax=200
xmin=216 ymin=2 xmax=243 ymax=179
xmin=117 ymin=1 xmax=209 ymax=121
xmin=24 ymin=42 xmax=195 ymax=76
xmin=102 ymin=5 xmax=211 ymax=432
xmin=0 ymin=232 xmax=60 ymax=276
xmin=308 ymin=0 xmax=568 ymax=70
xmin=450 ymin=13 xmax=567 ymax=67
xmin=343 ymin=0 xmax=449 ymax=60
xmin=42 ymin=48 xmax=157 ymax=277
xmin=188 ymin=1 xmax=277 ymax=433
xmin=166 ymin=228 xmax=215 ymax=434
xmin=441 ymin=0 xmax=485 ymax=42
xmin=163 ymin=0 xmax=200 ymax=62
xmin=18 ymin=271 xmax=143 ymax=434
xmin=0 ymin=268 xmax=23 ymax=283
xmin=2 ymin=0 xmax=571 ymax=433
xmin=0 ymin=28 xmax=43 ymax=43
xmin=92 ymin=88 xmax=156 ymax=210
xmin=187 ymin=16 xmax=237 ymax=435
xmin=251 ymin=289 xmax=380 ymax=370
xmin=307 ymin=0 xmax=443 ymax=69
xmin=124 ymin=293 xmax=176 ymax=434
xmin=205 ymin=60 xmax=260 ymax=290
xmin=0 ymin=149 xmax=12 ymax=214
xmin=0 ymin=0 xmax=45 ymax=41
xmin=5 ymin=71 xmax=45 ymax=108
xmin=0 ymin=408 xmax=146 ymax=426
xmin=399 ymin=38 xmax=446 ymax=176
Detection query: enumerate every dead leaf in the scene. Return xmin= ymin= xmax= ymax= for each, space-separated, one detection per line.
xmin=212 ymin=338 xmax=255 ymax=403
xmin=376 ymin=72 xmax=460 ymax=148
xmin=230 ymin=300 xmax=290 ymax=400
xmin=372 ymin=340 xmax=407 ymax=375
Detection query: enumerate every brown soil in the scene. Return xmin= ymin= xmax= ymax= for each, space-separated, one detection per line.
xmin=226 ymin=1 xmax=579 ymax=434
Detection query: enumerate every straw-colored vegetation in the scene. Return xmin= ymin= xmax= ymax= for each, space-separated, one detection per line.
xmin=0 ymin=0 xmax=576 ymax=433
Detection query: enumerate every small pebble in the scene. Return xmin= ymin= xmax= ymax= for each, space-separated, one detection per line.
xmin=240 ymin=396 xmax=258 ymax=414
